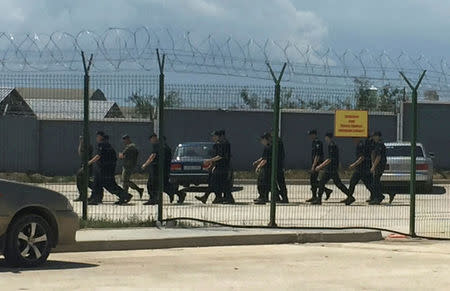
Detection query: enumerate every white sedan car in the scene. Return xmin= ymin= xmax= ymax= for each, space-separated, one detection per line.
xmin=381 ymin=142 xmax=434 ymax=192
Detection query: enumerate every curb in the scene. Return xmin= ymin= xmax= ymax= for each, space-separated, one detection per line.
xmin=54 ymin=230 xmax=383 ymax=253
xmin=235 ymin=179 xmax=450 ymax=185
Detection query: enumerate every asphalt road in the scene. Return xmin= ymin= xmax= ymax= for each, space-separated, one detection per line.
xmin=1 ymin=241 xmax=450 ymax=290
xmin=41 ymin=182 xmax=450 ymax=238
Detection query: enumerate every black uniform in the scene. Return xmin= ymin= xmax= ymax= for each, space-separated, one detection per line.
xmin=316 ymin=141 xmax=350 ymax=202
xmin=372 ymin=141 xmax=387 ymax=201
xmin=256 ymin=145 xmax=272 ymax=201
xmin=276 ymin=140 xmax=288 ymax=202
xmin=210 ymin=141 xmax=228 ymax=201
xmin=163 ymin=142 xmax=186 ymax=204
xmin=90 ymin=141 xmax=128 ymax=203
xmin=147 ymin=142 xmax=161 ymax=203
xmin=348 ymin=139 xmax=375 ymax=198
xmin=221 ymin=138 xmax=235 ymax=203
xmin=309 ymin=138 xmax=332 ymax=198
xmin=76 ymin=144 xmax=94 ymax=200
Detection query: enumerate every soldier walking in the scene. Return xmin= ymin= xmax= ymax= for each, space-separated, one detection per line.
xmin=119 ymin=134 xmax=144 ymax=199
xmin=312 ymin=132 xmax=351 ymax=205
xmin=88 ymin=132 xmax=132 ymax=205
xmin=253 ymin=132 xmax=272 ymax=204
xmin=370 ymin=131 xmax=387 ymax=205
xmin=346 ymin=137 xmax=375 ymax=205
xmin=307 ymin=130 xmax=332 ymax=202
xmin=74 ymin=135 xmax=94 ymax=202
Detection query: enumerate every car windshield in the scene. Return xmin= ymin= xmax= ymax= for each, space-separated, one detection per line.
xmin=386 ymin=145 xmax=424 ymax=157
xmin=175 ymin=144 xmax=214 ymax=158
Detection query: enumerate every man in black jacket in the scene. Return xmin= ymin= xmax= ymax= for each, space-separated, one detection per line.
xmin=370 ymin=131 xmax=387 ymax=205
xmin=88 ymin=132 xmax=132 ymax=205
xmin=312 ymin=132 xmax=351 ymax=205
xmin=307 ymin=130 xmax=332 ymax=202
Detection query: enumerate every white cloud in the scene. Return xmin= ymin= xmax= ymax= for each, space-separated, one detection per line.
xmin=0 ymin=0 xmax=327 ymax=48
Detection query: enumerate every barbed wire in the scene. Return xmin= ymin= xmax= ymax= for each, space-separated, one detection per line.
xmin=0 ymin=27 xmax=449 ymax=94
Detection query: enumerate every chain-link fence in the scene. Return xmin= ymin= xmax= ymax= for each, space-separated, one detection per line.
xmin=1 ymin=30 xmax=449 ymax=238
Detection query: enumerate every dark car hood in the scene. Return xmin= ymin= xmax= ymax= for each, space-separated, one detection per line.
xmin=0 ymin=179 xmax=71 ymax=215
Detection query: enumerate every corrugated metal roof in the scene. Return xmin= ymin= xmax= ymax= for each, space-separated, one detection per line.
xmin=17 ymin=88 xmax=106 ymax=101
xmin=25 ymin=99 xmax=122 ymax=120
xmin=0 ymin=88 xmax=14 ymax=102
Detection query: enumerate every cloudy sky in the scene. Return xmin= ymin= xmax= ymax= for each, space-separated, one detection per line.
xmin=1 ymin=0 xmax=449 ymax=62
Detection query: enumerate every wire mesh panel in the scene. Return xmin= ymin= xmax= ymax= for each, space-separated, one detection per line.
xmin=0 ymin=73 xmax=86 ymax=221
xmin=0 ymin=64 xmax=448 ymax=237
xmin=405 ymin=102 xmax=450 ymax=238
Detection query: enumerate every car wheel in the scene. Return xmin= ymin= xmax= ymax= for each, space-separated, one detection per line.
xmin=4 ymin=214 xmax=53 ymax=267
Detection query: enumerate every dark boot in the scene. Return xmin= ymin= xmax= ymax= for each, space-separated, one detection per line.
xmin=345 ymin=196 xmax=356 ymax=205
xmin=177 ymin=191 xmax=187 ymax=204
xmin=254 ymin=198 xmax=268 ymax=205
xmin=325 ymin=188 xmax=333 ymax=200
xmin=306 ymin=195 xmax=317 ymax=203
xmin=310 ymin=197 xmax=322 ymax=205
xmin=223 ymin=196 xmax=235 ymax=204
xmin=212 ymin=195 xmax=223 ymax=204
xmin=138 ymin=188 xmax=144 ymax=199
xmin=195 ymin=194 xmax=209 ymax=204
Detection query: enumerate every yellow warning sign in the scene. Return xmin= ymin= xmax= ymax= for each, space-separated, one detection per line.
xmin=334 ymin=110 xmax=368 ymax=138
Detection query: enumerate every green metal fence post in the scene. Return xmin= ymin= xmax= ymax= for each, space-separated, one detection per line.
xmin=81 ymin=51 xmax=93 ymax=221
xmin=266 ymin=62 xmax=287 ymax=228
xmin=400 ymin=70 xmax=426 ymax=237
xmin=156 ymin=49 xmax=166 ymax=223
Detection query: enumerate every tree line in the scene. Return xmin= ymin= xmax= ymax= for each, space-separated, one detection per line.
xmin=128 ymin=80 xmax=440 ymax=118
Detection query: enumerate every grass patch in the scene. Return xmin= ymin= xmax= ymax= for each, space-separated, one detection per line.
xmin=1 ymin=168 xmax=449 ymax=184
xmin=234 ymin=169 xmax=353 ymax=179
xmin=79 ymin=217 xmax=156 ymax=229
xmin=0 ymin=172 xmax=76 ymax=183
xmin=78 ymin=217 xmax=215 ymax=229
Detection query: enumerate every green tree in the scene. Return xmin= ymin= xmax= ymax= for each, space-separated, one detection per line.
xmin=129 ymin=90 xmax=183 ymax=119
xmin=239 ymin=89 xmax=259 ymax=109
xmin=165 ymin=90 xmax=183 ymax=108
xmin=377 ymin=85 xmax=403 ymax=112
xmin=354 ymin=78 xmax=378 ymax=110
xmin=424 ymin=90 xmax=439 ymax=101
xmin=128 ymin=92 xmax=157 ymax=119
xmin=262 ymin=88 xmax=301 ymax=109
xmin=298 ymin=99 xmax=332 ymax=110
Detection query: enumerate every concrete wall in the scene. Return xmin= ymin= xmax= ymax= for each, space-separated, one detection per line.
xmin=39 ymin=120 xmax=154 ymax=176
xmin=0 ymin=117 xmax=153 ymax=176
xmin=0 ymin=116 xmax=39 ymax=172
xmin=9 ymin=104 xmax=445 ymax=175
xmin=164 ymin=109 xmax=398 ymax=171
xmin=402 ymin=102 xmax=450 ymax=169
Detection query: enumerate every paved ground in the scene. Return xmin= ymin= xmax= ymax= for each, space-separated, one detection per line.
xmin=1 ymin=240 xmax=450 ymax=290
xmin=40 ymin=182 xmax=450 ymax=238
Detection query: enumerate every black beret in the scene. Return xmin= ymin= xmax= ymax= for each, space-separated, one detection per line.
xmin=308 ymin=129 xmax=317 ymax=135
xmin=325 ymin=132 xmax=333 ymax=138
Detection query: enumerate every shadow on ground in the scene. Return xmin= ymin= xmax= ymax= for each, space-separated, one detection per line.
xmin=385 ymin=186 xmax=447 ymax=195
xmin=0 ymin=259 xmax=98 ymax=273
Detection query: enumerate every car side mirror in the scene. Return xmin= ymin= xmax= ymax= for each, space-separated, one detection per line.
xmin=429 ymin=152 xmax=435 ymax=159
